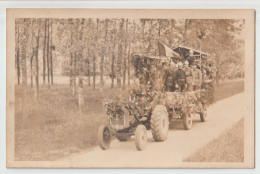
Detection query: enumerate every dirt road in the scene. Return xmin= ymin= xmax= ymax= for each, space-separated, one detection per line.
xmin=61 ymin=92 xmax=245 ymax=168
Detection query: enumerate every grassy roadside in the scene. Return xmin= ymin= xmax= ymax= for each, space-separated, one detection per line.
xmin=14 ymin=79 xmax=244 ymax=161
xmin=183 ymin=118 xmax=244 ymax=162
xmin=214 ymin=80 xmax=244 ymax=102
xmin=15 ymin=85 xmax=118 ymax=161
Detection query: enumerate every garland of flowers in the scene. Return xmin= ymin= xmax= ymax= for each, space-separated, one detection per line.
xmin=103 ymin=87 xmax=207 ymax=121
xmin=103 ymin=98 xmax=127 ymax=121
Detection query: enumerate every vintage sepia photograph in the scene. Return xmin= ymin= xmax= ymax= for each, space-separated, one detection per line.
xmin=6 ymin=9 xmax=255 ymax=168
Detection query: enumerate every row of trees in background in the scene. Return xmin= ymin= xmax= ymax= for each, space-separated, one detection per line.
xmin=57 ymin=18 xmax=138 ymax=91
xmin=15 ymin=18 xmax=245 ymax=93
xmin=15 ymin=19 xmax=55 ymax=94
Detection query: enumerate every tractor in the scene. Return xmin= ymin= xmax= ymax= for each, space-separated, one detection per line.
xmin=98 ymin=50 xmax=212 ymax=151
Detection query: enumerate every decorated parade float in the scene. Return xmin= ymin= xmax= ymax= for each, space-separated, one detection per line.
xmin=98 ymin=44 xmax=215 ymax=151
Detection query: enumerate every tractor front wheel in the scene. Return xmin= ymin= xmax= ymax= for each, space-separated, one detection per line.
xmin=97 ymin=125 xmax=111 ymax=150
xmin=135 ymin=125 xmax=147 ymax=151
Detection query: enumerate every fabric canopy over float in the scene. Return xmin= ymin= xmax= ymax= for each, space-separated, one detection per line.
xmin=173 ymin=46 xmax=210 ymax=60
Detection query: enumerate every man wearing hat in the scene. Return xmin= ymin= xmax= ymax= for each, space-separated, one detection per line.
xmin=184 ymin=60 xmax=194 ymax=92
xmin=187 ymin=50 xmax=195 ymax=66
xmin=175 ymin=62 xmax=186 ymax=92
xmin=192 ymin=62 xmax=202 ymax=90
xmin=172 ymin=57 xmax=180 ymax=66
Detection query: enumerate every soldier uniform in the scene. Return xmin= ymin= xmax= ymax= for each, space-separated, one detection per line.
xmin=192 ymin=63 xmax=202 ymax=90
xmin=163 ymin=63 xmax=176 ymax=92
xmin=184 ymin=61 xmax=193 ymax=92
xmin=187 ymin=50 xmax=195 ymax=67
xmin=175 ymin=62 xmax=186 ymax=92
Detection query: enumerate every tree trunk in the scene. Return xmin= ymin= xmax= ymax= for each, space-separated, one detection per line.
xmin=73 ymin=53 xmax=77 ymax=95
xmin=86 ymin=19 xmax=92 ymax=87
xmin=88 ymin=59 xmax=91 ymax=86
xmin=78 ymin=74 xmax=84 ymax=114
xmin=46 ymin=19 xmax=50 ymax=86
xmin=100 ymin=53 xmax=104 ymax=87
xmin=20 ymin=20 xmax=27 ymax=86
xmin=169 ymin=19 xmax=175 ymax=47
xmin=128 ymin=21 xmax=136 ymax=86
xmin=70 ymin=53 xmax=73 ymax=88
xmin=43 ymin=19 xmax=47 ymax=85
xmin=35 ymin=20 xmax=40 ymax=98
xmin=16 ymin=26 xmax=20 ymax=85
xmin=86 ymin=49 xmax=90 ymax=87
xmin=147 ymin=19 xmax=153 ymax=54
xmin=141 ymin=19 xmax=145 ymax=53
xmin=50 ymin=19 xmax=53 ymax=85
xmin=78 ymin=19 xmax=84 ymax=83
xmin=69 ymin=20 xmax=73 ymax=89
xmin=158 ymin=20 xmax=161 ymax=56
xmin=93 ymin=52 xmax=96 ymax=90
xmin=20 ymin=19 xmax=28 ymax=128
xmin=158 ymin=19 xmax=161 ymax=41
xmin=123 ymin=19 xmax=128 ymax=89
xmin=111 ymin=20 xmax=116 ymax=88
xmin=100 ymin=19 xmax=108 ymax=87
xmin=117 ymin=19 xmax=124 ymax=88
xmin=78 ymin=19 xmax=85 ymax=113
xmin=92 ymin=19 xmax=99 ymax=90
xmin=111 ymin=53 xmax=115 ymax=88
xmin=127 ymin=42 xmax=131 ymax=86
xmin=30 ymin=49 xmax=34 ymax=87
xmin=183 ymin=19 xmax=191 ymax=45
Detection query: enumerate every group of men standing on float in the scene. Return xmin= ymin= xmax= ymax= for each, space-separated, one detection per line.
xmin=162 ymin=53 xmax=202 ymax=92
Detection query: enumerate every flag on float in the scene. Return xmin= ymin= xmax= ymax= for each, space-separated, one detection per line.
xmin=158 ymin=41 xmax=180 ymax=58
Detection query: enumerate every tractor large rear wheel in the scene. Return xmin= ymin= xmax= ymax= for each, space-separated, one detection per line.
xmin=151 ymin=105 xmax=169 ymax=141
